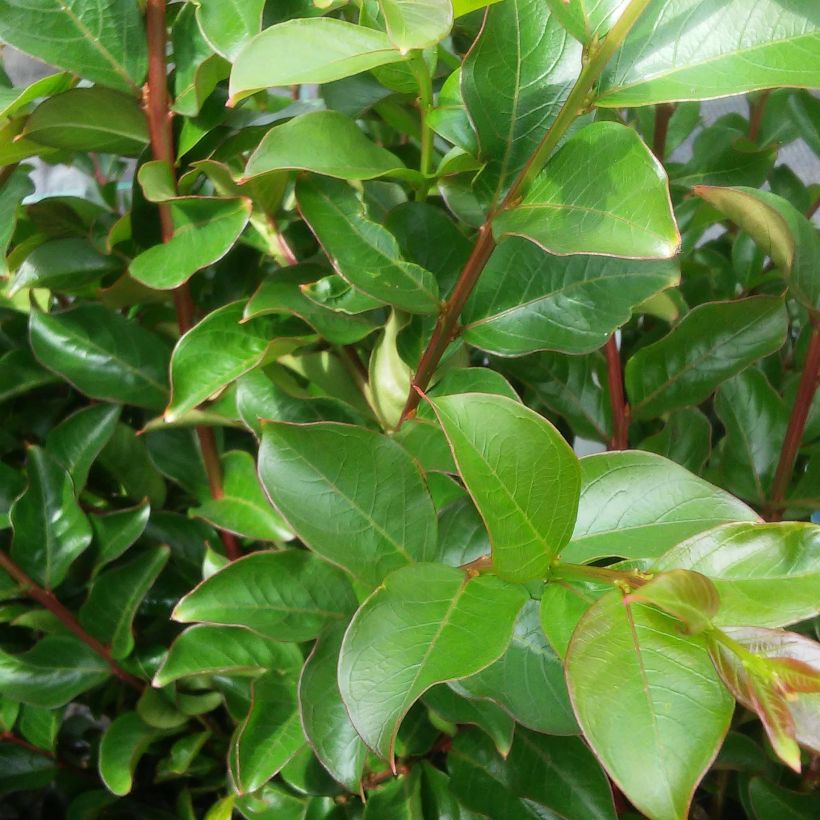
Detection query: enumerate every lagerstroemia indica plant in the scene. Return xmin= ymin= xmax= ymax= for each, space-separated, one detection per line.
xmin=0 ymin=0 xmax=818 ymax=817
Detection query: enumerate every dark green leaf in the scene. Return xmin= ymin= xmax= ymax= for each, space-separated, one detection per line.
xmin=99 ymin=712 xmax=158 ymax=796
xmin=90 ymin=500 xmax=151 ymax=572
xmin=0 ymin=349 xmax=59 ymax=405
xmin=638 ymin=407 xmax=711 ymax=473
xmin=748 ymin=777 xmax=820 ymax=820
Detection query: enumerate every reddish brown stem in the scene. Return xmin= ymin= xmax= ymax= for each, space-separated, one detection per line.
xmin=0 ymin=550 xmax=144 ymax=691
xmin=604 ymin=335 xmax=630 ymax=449
xmin=768 ymin=323 xmax=820 ymax=519
xmin=1 ymin=731 xmax=55 ymax=759
xmin=652 ymin=103 xmax=674 ymax=161
xmin=747 ymin=90 xmax=770 ymax=142
xmin=143 ymin=0 xmax=238 ymax=561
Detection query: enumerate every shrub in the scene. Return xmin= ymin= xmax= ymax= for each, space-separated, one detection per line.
xmin=0 ymin=0 xmax=818 ymax=817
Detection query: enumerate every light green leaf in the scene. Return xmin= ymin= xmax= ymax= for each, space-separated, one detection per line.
xmin=462 ymin=237 xmax=679 ymax=355
xmin=625 ymin=296 xmax=788 ymax=420
xmin=597 ymin=0 xmax=820 ymax=107
xmin=99 ymin=712 xmax=158 ymax=796
xmin=566 ymin=592 xmax=733 ymax=820
xmin=173 ymin=550 xmax=357 ymax=641
xmin=130 ymin=197 xmax=251 ymax=290
xmin=654 ymin=522 xmax=820 ymax=628
xmin=0 ymin=0 xmax=147 ymax=93
xmin=244 ymin=111 xmax=410 ymax=182
xmin=299 ymin=623 xmax=367 ymax=792
xmin=0 ymin=635 xmax=109 ymax=707
xmin=194 ymin=0 xmax=264 ymax=61
xmin=493 ymin=122 xmax=679 ymax=259
xmin=22 ymin=88 xmax=148 ymax=155
xmin=297 ymin=176 xmax=439 ymax=314
xmin=19 ymin=704 xmax=59 ymax=753
xmin=452 ymin=0 xmax=501 ymax=16
xmin=629 ymin=569 xmax=720 ymax=634
xmin=192 ymin=450 xmax=292 ymax=542
xmin=0 ymin=72 xmax=74 ymax=119
xmin=258 ymin=421 xmax=437 ymax=586
xmin=430 ymin=392 xmax=580 ymax=582
xmin=30 ymin=304 xmax=170 ymax=411
xmin=10 ymin=447 xmax=92 ymax=590
xmin=378 ymin=0 xmax=453 ymax=51
xmin=564 ymin=451 xmax=759 ymax=563
xmin=230 ymin=18 xmax=405 ymax=102
xmin=339 ymin=563 xmax=528 ymax=761
xmin=546 ymin=0 xmax=629 ymax=43
xmin=367 ymin=311 xmax=413 ymax=429
xmin=461 ymin=0 xmax=581 ymax=201
xmin=79 ymin=546 xmax=169 ymax=659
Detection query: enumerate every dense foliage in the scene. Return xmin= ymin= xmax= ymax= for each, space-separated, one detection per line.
xmin=0 ymin=0 xmax=819 ymax=817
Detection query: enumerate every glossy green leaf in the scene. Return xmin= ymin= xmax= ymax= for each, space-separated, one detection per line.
xmin=452 ymin=600 xmax=577 ymax=734
xmin=566 ymin=592 xmax=733 ymax=820
xmin=626 ymin=296 xmax=788 ymax=420
xmin=79 ymin=546 xmax=169 ymax=659
xmin=46 ymin=403 xmax=121 ymax=492
xmin=0 ymin=72 xmax=74 ymax=120
xmin=298 ymin=176 xmax=439 ymax=314
xmin=493 ymin=122 xmax=679 ymax=259
xmin=629 ymin=569 xmax=719 ymax=634
xmin=638 ymin=407 xmax=711 ymax=474
xmin=564 ymin=451 xmax=759 ymax=563
xmin=10 ymin=446 xmax=92 ymax=589
xmin=167 ymin=301 xmax=312 ymax=421
xmin=192 ymin=450 xmax=292 ymax=542
xmin=430 ymin=392 xmax=580 ymax=582
xmin=0 ymin=745 xmax=56 ymax=794
xmin=230 ymin=18 xmax=405 ymax=102
xmin=597 ymin=0 xmax=820 ymax=107
xmin=195 ymin=0 xmax=264 ymax=61
xmin=22 ymin=88 xmax=148 ymax=155
xmin=378 ymin=0 xmax=453 ymax=51
xmin=539 ymin=580 xmax=598 ymax=659
xmin=462 ymin=237 xmax=679 ymax=355
xmin=748 ymin=778 xmax=820 ymax=819
xmin=99 ymin=424 xmax=166 ymax=508
xmin=130 ymin=197 xmax=251 ymax=290
xmin=244 ymin=111 xmax=409 ymax=182
xmin=99 ymin=712 xmax=158 ymax=796
xmin=0 ymin=349 xmax=58 ymax=405
xmin=546 ymin=0 xmax=627 ymax=43
xmin=427 ymin=69 xmax=477 ymax=156
xmin=173 ymin=550 xmax=357 ymax=641
xmin=452 ymin=0 xmax=501 ymax=15
xmin=0 ymin=0 xmax=147 ymax=92
xmin=258 ymin=421 xmax=437 ymax=586
xmin=30 ymin=304 xmax=170 ymax=411
xmin=339 ymin=563 xmax=528 ymax=760
xmin=461 ymin=0 xmax=581 ymax=201
xmin=694 ymin=185 xmax=820 ymax=313
xmin=229 ymin=666 xmax=304 ymax=793
xmin=19 ymin=704 xmax=59 ymax=753
xmin=89 ymin=501 xmax=150 ymax=574
xmin=9 ymin=238 xmax=122 ymax=296
xmin=654 ymin=522 xmax=820 ymax=628
xmin=299 ymin=623 xmax=367 ymax=792
xmin=0 ymin=636 xmax=109 ymax=708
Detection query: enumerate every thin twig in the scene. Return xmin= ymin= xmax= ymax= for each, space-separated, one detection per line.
xmin=652 ymin=103 xmax=674 ymax=161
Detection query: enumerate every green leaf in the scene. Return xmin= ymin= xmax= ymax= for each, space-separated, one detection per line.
xmin=597 ymin=0 xmax=820 ymax=107
xmin=363 ymin=767 xmax=423 ymax=819
xmin=299 ymin=623 xmax=367 ymax=792
xmin=99 ymin=423 xmax=167 ymax=508
xmin=229 ymin=666 xmax=304 ymax=793
xmin=493 ymin=122 xmax=679 ymax=259
xmin=230 ymin=18 xmax=405 ymax=102
xmin=258 ymin=421 xmax=437 ymax=586
xmin=638 ymin=407 xmax=712 ymax=474
xmin=0 ymin=165 xmax=34 ymax=272
xmin=430 ymin=392 xmax=580 ymax=582
xmin=0 ymin=745 xmax=56 ymax=794
xmin=462 ymin=237 xmax=679 ymax=355
xmin=452 ymin=599 xmax=577 ymax=734
xmin=540 ymin=580 xmax=598 ymax=659
xmin=99 ymin=712 xmax=158 ymax=796
xmin=173 ymin=550 xmax=357 ymax=641
xmin=545 ymin=0 xmax=627 ymax=43
xmin=654 ymin=522 xmax=820 ymax=628
xmin=155 ymin=624 xmax=302 ymax=686
xmin=628 ymin=569 xmax=720 ymax=634
xmin=244 ymin=111 xmax=409 ymax=182
xmin=79 ymin=546 xmax=169 ymax=659
xmin=0 ymin=349 xmax=59 ymax=405
xmin=694 ymin=185 xmax=820 ymax=313
xmin=19 ymin=704 xmax=59 ymax=752
xmin=0 ymin=72 xmax=74 ymax=120
xmin=461 ymin=0 xmax=581 ymax=201
xmin=166 ymin=301 xmax=312 ymax=421
xmin=297 ymin=176 xmax=439 ymax=314
xmin=46 ymin=403 xmax=121 ymax=493
xmin=338 ymin=563 xmax=528 ymax=761
xmin=564 ymin=451 xmax=759 ymax=563
xmin=378 ymin=0 xmax=453 ymax=51
xmin=22 ymin=88 xmax=148 ymax=155
xmin=192 ymin=450 xmax=292 ymax=542
xmin=130 ymin=197 xmax=251 ymax=290
xmin=10 ymin=446 xmax=92 ymax=589
xmin=90 ymin=500 xmax=151 ymax=572
xmin=195 ymin=0 xmax=264 ymax=61
xmin=0 ymin=635 xmax=109 ymax=707
xmin=30 ymin=304 xmax=170 ymax=411
xmin=9 ymin=238 xmax=122 ymax=296
xmin=0 ymin=0 xmax=147 ymax=92
xmin=566 ymin=592 xmax=733 ymax=820
xmin=625 ymin=296 xmax=788 ymax=420
xmin=748 ymin=778 xmax=820 ymax=820
xmin=713 ymin=369 xmax=788 ymax=504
